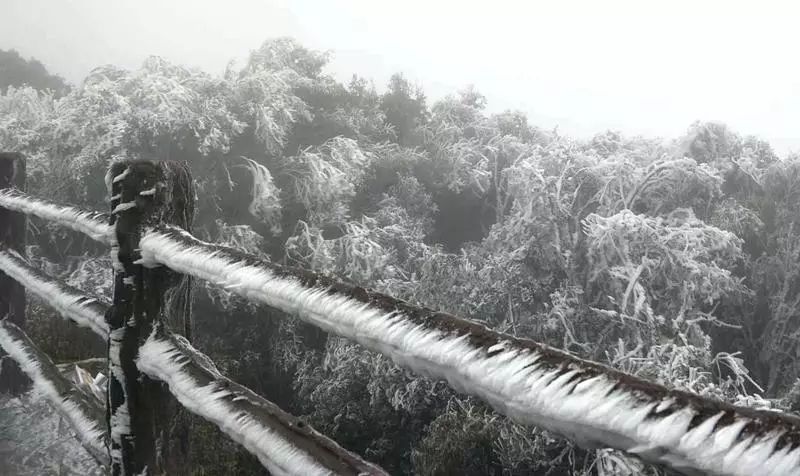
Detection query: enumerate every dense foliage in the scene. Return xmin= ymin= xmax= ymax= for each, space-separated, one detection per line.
xmin=3 ymin=38 xmax=800 ymax=475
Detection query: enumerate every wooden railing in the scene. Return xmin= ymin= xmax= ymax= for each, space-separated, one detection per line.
xmin=1 ymin=153 xmax=799 ymax=476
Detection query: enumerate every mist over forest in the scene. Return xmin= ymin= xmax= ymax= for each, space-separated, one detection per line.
xmin=1 ymin=36 xmax=800 ymax=475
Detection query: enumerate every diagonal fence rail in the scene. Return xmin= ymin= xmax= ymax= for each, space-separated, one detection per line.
xmin=0 ymin=155 xmax=388 ymax=476
xmin=138 ymin=323 xmax=386 ymax=476
xmin=137 ymin=226 xmax=800 ymax=476
xmin=0 ymin=249 xmax=109 ymax=338
xmin=1 ymin=153 xmax=799 ymax=476
xmin=0 ymin=252 xmax=387 ymax=475
xmin=0 ymin=319 xmax=109 ymax=466
xmin=0 ymin=188 xmax=112 ymax=244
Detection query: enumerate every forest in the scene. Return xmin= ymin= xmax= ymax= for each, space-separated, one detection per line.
xmin=1 ymin=38 xmax=800 ymax=475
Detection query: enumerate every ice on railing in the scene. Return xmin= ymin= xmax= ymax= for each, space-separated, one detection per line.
xmin=0 ymin=249 xmax=109 ymax=338
xmin=0 ymin=189 xmax=112 ymax=243
xmin=137 ymin=324 xmax=388 ymax=476
xmin=0 ymin=391 xmax=105 ymax=476
xmin=0 ymin=320 xmax=109 ymax=467
xmin=138 ymin=226 xmax=800 ymax=476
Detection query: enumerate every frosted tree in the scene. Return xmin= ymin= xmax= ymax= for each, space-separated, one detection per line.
xmin=283 ymin=136 xmax=372 ymax=227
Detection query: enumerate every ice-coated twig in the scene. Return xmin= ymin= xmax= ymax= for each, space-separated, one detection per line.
xmin=138 ymin=225 xmax=800 ymax=476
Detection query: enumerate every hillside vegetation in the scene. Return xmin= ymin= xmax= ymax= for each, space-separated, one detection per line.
xmin=2 ymin=38 xmax=799 ymax=475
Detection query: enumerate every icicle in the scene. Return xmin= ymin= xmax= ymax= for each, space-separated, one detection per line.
xmin=112 ymin=167 xmax=131 ymax=184
xmin=112 ymin=201 xmax=137 ymax=214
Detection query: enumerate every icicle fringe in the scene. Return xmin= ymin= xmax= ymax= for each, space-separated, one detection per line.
xmin=137 ymin=325 xmax=387 ymax=476
xmin=0 ymin=189 xmax=112 ymax=243
xmin=0 ymin=249 xmax=109 ymax=338
xmin=0 ymin=320 xmax=109 ymax=467
xmin=138 ymin=226 xmax=800 ymax=476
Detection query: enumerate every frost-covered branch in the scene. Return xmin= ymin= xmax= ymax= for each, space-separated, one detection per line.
xmin=137 ymin=324 xmax=387 ymax=476
xmin=0 ymin=189 xmax=112 ymax=243
xmin=139 ymin=226 xmax=800 ymax=476
xmin=0 ymin=249 xmax=109 ymax=338
xmin=0 ymin=319 xmax=109 ymax=467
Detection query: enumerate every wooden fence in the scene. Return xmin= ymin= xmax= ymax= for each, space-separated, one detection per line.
xmin=1 ymin=154 xmax=799 ymax=476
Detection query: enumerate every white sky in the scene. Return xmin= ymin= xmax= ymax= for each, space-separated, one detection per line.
xmin=2 ymin=0 xmax=799 ymax=154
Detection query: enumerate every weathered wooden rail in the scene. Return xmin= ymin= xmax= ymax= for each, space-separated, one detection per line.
xmin=0 ymin=155 xmax=386 ymax=476
xmin=2 ymin=153 xmax=800 ymax=476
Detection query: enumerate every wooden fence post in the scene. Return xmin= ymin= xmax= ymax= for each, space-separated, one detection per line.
xmin=106 ymin=160 xmax=194 ymax=475
xmin=0 ymin=152 xmax=27 ymax=395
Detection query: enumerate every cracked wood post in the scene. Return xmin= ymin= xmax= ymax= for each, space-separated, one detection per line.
xmin=0 ymin=152 xmax=28 ymax=395
xmin=107 ymin=160 xmax=194 ymax=475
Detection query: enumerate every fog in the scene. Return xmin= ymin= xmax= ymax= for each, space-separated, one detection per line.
xmin=3 ymin=0 xmax=799 ymax=152
xmin=5 ymin=2 xmax=800 ymax=475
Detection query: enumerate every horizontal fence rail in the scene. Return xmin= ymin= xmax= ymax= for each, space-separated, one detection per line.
xmin=0 ymin=319 xmax=109 ymax=467
xmin=0 ymin=249 xmax=109 ymax=338
xmin=0 ymin=242 xmax=387 ymax=475
xmin=3 ymin=156 xmax=800 ymax=476
xmin=0 ymin=169 xmax=388 ymax=475
xmin=0 ymin=189 xmax=112 ymax=244
xmin=138 ymin=323 xmax=388 ymax=476
xmin=138 ymin=225 xmax=800 ymax=476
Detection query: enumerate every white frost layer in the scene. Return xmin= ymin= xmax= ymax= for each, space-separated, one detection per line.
xmin=0 ymin=189 xmax=112 ymax=244
xmin=0 ymin=250 xmax=109 ymax=338
xmin=138 ymin=229 xmax=800 ymax=476
xmin=108 ymin=327 xmax=130 ymax=446
xmin=0 ymin=321 xmax=108 ymax=464
xmin=136 ymin=331 xmax=335 ymax=476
